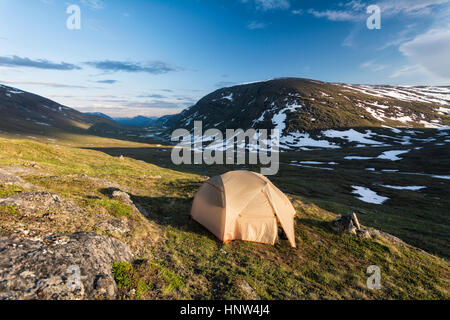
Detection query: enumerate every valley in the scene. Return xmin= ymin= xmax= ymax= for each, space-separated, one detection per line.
xmin=0 ymin=78 xmax=449 ymax=299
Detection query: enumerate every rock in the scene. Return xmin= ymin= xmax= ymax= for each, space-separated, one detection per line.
xmin=0 ymin=232 xmax=133 ymax=300
xmin=235 ymin=279 xmax=259 ymax=300
xmin=332 ymin=213 xmax=359 ymax=232
xmin=95 ymin=218 xmax=130 ymax=235
xmin=107 ymin=188 xmax=149 ymax=218
xmin=0 ymin=168 xmax=36 ymax=189
xmin=356 ymin=229 xmax=371 ymax=239
xmin=0 ymin=191 xmax=83 ymax=216
xmin=368 ymin=229 xmax=404 ymax=244
xmin=332 ymin=213 xmax=371 ymax=239
xmin=23 ymin=162 xmax=41 ymax=169
xmin=112 ymin=190 xmax=133 ymax=206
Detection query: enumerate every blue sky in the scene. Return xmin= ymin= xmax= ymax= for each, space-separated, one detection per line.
xmin=0 ymin=0 xmax=449 ymax=117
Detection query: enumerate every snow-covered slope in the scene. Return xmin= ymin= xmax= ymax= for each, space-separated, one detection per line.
xmin=164 ymin=78 xmax=450 ymax=150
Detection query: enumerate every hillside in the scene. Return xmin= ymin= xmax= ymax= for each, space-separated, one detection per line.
xmin=165 ymin=78 xmax=450 ymax=150
xmin=0 ymin=84 xmax=116 ymax=136
xmin=0 ymin=138 xmax=448 ymax=299
xmin=0 ymin=81 xmax=449 ymax=300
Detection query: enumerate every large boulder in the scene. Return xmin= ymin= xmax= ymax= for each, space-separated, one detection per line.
xmin=0 ymin=232 xmax=133 ymax=300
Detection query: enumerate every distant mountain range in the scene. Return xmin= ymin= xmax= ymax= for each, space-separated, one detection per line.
xmin=112 ymin=116 xmax=159 ymax=127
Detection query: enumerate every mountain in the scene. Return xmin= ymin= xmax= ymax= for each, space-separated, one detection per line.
xmin=85 ymin=112 xmax=114 ymax=121
xmin=114 ymin=116 xmax=159 ymax=127
xmin=0 ymin=84 xmax=116 ymax=136
xmin=164 ymin=78 xmax=450 ymax=150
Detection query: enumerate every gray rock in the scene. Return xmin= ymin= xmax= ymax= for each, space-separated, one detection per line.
xmin=0 ymin=191 xmax=83 ymax=216
xmin=112 ymin=190 xmax=133 ymax=206
xmin=235 ymin=279 xmax=259 ymax=300
xmin=356 ymin=229 xmax=371 ymax=239
xmin=332 ymin=213 xmax=360 ymax=232
xmin=95 ymin=218 xmax=130 ymax=235
xmin=332 ymin=213 xmax=371 ymax=239
xmin=0 ymin=168 xmax=36 ymax=189
xmin=0 ymin=232 xmax=133 ymax=300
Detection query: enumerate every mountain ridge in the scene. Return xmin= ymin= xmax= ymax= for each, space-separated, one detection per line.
xmin=0 ymin=84 xmax=116 ymax=136
xmin=161 ymin=78 xmax=450 ymax=150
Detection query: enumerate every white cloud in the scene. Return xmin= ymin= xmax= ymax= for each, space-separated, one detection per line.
xmin=379 ymin=0 xmax=450 ymax=16
xmin=81 ymin=0 xmax=105 ymax=10
xmin=399 ymin=26 xmax=450 ymax=79
xmin=307 ymin=9 xmax=363 ymax=22
xmin=242 ymin=0 xmax=290 ymax=11
xmin=388 ymin=65 xmax=424 ymax=78
xmin=247 ymin=21 xmax=267 ymax=29
xmin=361 ymin=60 xmax=388 ymax=72
xmin=308 ymin=0 xmax=450 ymax=22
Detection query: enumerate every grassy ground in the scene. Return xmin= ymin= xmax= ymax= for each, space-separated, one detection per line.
xmin=85 ymin=139 xmax=450 ymax=259
xmin=0 ymin=136 xmax=448 ymax=299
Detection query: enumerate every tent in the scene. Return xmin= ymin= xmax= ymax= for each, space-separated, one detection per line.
xmin=190 ymin=170 xmax=296 ymax=248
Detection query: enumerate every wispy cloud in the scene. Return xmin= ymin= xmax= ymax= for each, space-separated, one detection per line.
xmin=85 ymin=60 xmax=180 ymax=74
xmin=137 ymin=94 xmax=167 ymax=98
xmin=379 ymin=0 xmax=450 ymax=16
xmin=94 ymin=79 xmax=117 ymax=84
xmin=291 ymin=9 xmax=303 ymax=15
xmin=361 ymin=60 xmax=388 ymax=71
xmin=0 ymin=80 xmax=93 ymax=89
xmin=0 ymin=56 xmax=80 ymax=70
xmin=81 ymin=0 xmax=105 ymax=10
xmin=307 ymin=8 xmax=363 ymax=22
xmin=125 ymin=100 xmax=183 ymax=109
xmin=399 ymin=26 xmax=450 ymax=79
xmin=388 ymin=65 xmax=424 ymax=78
xmin=308 ymin=0 xmax=450 ymax=22
xmin=242 ymin=0 xmax=290 ymax=11
xmin=247 ymin=21 xmax=268 ymax=30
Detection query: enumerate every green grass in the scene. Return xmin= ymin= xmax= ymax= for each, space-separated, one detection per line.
xmin=0 ymin=185 xmax=25 ymax=198
xmin=89 ymin=199 xmax=133 ymax=218
xmin=112 ymin=260 xmax=185 ymax=299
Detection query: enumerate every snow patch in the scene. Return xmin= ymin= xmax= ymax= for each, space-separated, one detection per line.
xmin=352 ymin=186 xmax=389 ymax=204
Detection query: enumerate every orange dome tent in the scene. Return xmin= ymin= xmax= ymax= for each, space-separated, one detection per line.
xmin=190 ymin=170 xmax=296 ymax=248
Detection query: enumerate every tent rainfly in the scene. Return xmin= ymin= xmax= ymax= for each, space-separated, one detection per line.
xmin=190 ymin=170 xmax=296 ymax=248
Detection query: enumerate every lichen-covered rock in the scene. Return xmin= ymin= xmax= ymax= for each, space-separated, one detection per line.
xmin=0 ymin=191 xmax=83 ymax=216
xmin=0 ymin=232 xmax=133 ymax=300
xmin=95 ymin=218 xmax=130 ymax=235
xmin=0 ymin=168 xmax=36 ymax=189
